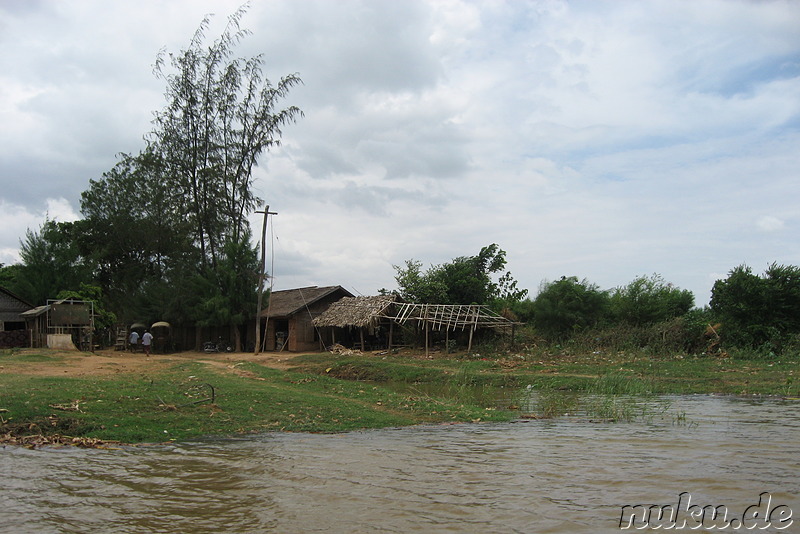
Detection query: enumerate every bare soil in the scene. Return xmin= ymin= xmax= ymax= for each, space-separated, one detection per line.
xmin=0 ymin=347 xmax=299 ymax=378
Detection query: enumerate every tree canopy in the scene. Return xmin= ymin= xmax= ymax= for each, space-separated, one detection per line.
xmin=609 ymin=273 xmax=694 ymax=326
xmin=70 ymin=7 xmax=300 ymax=344
xmin=531 ymin=276 xmax=609 ymax=340
xmin=393 ymin=244 xmax=527 ymax=307
xmin=710 ymin=263 xmax=800 ymax=352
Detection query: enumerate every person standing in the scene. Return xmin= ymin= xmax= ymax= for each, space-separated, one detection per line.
xmin=129 ymin=330 xmax=139 ymax=352
xmin=142 ymin=329 xmax=153 ymax=357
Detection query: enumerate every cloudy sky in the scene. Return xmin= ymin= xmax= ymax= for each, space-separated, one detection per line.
xmin=1 ymin=0 xmax=799 ymax=305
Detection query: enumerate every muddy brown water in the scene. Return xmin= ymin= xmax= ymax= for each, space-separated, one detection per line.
xmin=1 ymin=395 xmax=798 ymax=533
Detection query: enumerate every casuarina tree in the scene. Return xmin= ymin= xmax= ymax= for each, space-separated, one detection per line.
xmin=79 ymin=6 xmax=301 ymax=343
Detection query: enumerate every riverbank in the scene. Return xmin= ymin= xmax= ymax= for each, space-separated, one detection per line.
xmin=1 ymin=347 xmax=796 ymax=447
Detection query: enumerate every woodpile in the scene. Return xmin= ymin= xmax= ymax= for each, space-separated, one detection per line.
xmin=328 ymin=343 xmax=362 ymax=356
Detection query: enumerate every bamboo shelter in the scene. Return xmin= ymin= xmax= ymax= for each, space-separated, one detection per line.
xmin=313 ymin=296 xmax=519 ymax=354
xmin=312 ymin=295 xmax=398 ymax=351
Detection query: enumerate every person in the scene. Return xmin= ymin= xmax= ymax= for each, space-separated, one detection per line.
xmin=142 ymin=329 xmax=153 ymax=357
xmin=129 ymin=330 xmax=139 ymax=352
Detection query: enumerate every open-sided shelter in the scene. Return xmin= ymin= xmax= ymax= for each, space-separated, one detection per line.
xmin=314 ymin=297 xmax=519 ymax=354
xmin=259 ymin=286 xmax=353 ymax=352
xmin=312 ymin=295 xmax=399 ymax=350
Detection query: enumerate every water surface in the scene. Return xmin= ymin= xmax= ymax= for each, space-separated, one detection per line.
xmin=1 ymin=395 xmax=798 ymax=533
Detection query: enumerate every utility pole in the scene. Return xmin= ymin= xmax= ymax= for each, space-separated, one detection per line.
xmin=254 ymin=205 xmax=277 ymax=354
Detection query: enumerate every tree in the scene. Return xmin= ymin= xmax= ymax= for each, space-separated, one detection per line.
xmin=79 ymin=148 xmax=194 ymax=316
xmin=193 ymin=230 xmax=259 ymax=351
xmin=151 ymin=5 xmax=302 ymax=270
xmin=531 ymin=276 xmax=609 ymax=341
xmin=609 ymin=274 xmax=694 ymax=326
xmin=77 ymin=7 xmax=301 ymax=339
xmin=710 ymin=263 xmax=800 ymax=352
xmin=0 ymin=263 xmax=23 ymax=294
xmin=393 ymin=244 xmax=527 ymax=306
xmin=14 ymin=220 xmax=94 ymax=306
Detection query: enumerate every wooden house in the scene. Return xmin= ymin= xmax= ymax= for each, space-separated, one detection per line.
xmin=260 ymin=286 xmax=353 ymax=352
xmin=0 ymin=286 xmax=33 ymax=348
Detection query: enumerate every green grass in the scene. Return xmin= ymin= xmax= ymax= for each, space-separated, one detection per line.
xmin=0 ymin=360 xmax=513 ymax=444
xmin=1 ymin=348 xmax=796 ymax=444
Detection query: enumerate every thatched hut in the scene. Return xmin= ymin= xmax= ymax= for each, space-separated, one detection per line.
xmin=313 ymin=295 xmax=399 ymax=351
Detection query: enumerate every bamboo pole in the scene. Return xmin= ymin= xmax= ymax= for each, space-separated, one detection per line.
xmin=424 ymin=305 xmax=429 ymax=358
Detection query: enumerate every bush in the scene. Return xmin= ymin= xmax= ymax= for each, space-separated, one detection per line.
xmin=711 ymin=263 xmax=800 ymax=353
xmin=531 ymin=276 xmax=610 ymax=341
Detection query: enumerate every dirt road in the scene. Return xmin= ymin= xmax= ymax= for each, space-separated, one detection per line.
xmin=0 ymin=348 xmax=298 ymax=378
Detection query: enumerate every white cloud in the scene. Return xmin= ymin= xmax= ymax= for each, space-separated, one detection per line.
xmin=756 ymin=216 xmax=785 ymax=232
xmin=1 ymin=0 xmax=799 ymax=308
xmin=0 ymin=197 xmax=79 ymax=265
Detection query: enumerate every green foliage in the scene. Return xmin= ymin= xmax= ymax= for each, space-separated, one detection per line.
xmin=192 ymin=231 xmax=259 ymax=350
xmin=14 ymin=219 xmax=94 ymax=305
xmin=531 ymin=276 xmax=610 ymax=341
xmin=69 ymin=7 xmax=301 ymax=333
xmin=151 ymin=6 xmax=301 ymax=268
xmin=0 ymin=263 xmax=24 ymax=295
xmin=55 ymin=283 xmax=117 ymax=331
xmin=609 ymin=273 xmax=694 ymax=326
xmin=79 ymin=149 xmax=195 ymax=313
xmin=710 ymin=262 xmax=800 ymax=353
xmin=393 ymin=244 xmax=527 ymax=306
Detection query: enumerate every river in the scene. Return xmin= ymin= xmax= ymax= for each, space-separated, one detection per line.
xmin=1 ymin=395 xmax=798 ymax=533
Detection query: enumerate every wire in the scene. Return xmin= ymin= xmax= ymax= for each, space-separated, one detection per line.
xmin=261 ymin=213 xmax=277 ymax=353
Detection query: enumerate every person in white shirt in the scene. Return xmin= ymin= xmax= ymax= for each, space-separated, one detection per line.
xmin=129 ymin=330 xmax=139 ymax=352
xmin=142 ymin=330 xmax=153 ymax=356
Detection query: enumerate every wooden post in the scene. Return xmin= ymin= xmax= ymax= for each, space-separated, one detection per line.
xmin=424 ymin=305 xmax=429 ymax=358
xmin=254 ymin=205 xmax=277 ymax=354
xmin=388 ymin=321 xmax=394 ymax=351
xmin=360 ymin=328 xmax=366 ymax=351
xmin=467 ymin=306 xmax=476 ymax=352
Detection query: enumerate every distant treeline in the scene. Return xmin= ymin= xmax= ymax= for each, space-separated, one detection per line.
xmin=508 ymin=265 xmax=800 ymax=357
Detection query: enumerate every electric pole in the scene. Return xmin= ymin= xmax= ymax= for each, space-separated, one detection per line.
xmin=254 ymin=205 xmax=277 ymax=354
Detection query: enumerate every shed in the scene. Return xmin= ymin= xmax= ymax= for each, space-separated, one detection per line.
xmin=260 ymin=286 xmax=353 ymax=352
xmin=19 ymin=299 xmax=94 ymax=350
xmin=0 ymin=286 xmax=33 ymax=348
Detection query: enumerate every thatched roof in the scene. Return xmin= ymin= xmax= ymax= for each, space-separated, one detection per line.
xmin=313 ymin=295 xmax=396 ymax=328
xmin=262 ymin=286 xmax=353 ymax=318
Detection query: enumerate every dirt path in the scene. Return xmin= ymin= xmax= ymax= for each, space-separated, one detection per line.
xmin=0 ymin=348 xmax=299 ymax=378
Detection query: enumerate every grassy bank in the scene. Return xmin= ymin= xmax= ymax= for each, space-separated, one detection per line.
xmin=0 ymin=353 xmax=512 ymax=446
xmin=0 ymin=348 xmax=796 ymax=446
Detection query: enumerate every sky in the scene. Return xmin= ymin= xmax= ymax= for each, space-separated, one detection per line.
xmin=1 ymin=0 xmax=799 ymax=306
